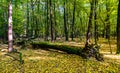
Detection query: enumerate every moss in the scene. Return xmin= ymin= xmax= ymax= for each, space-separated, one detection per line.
xmin=31 ymin=42 xmax=82 ymax=55
xmin=31 ymin=42 xmax=104 ymax=61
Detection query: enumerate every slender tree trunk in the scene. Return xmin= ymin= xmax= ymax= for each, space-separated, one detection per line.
xmin=105 ymin=1 xmax=110 ymax=39
xmin=85 ymin=0 xmax=94 ymax=47
xmin=26 ymin=0 xmax=30 ymax=37
xmin=99 ymin=5 xmax=105 ymax=38
xmin=3 ymin=12 xmax=7 ymax=42
xmin=105 ymin=0 xmax=112 ymax=54
xmin=116 ymin=0 xmax=120 ymax=54
xmin=8 ymin=1 xmax=13 ymax=52
xmin=31 ymin=0 xmax=34 ymax=37
xmin=35 ymin=17 xmax=38 ymax=38
xmin=50 ymin=0 xmax=54 ymax=41
xmin=64 ymin=0 xmax=68 ymax=41
xmin=71 ymin=0 xmax=76 ymax=41
xmin=45 ymin=0 xmax=49 ymax=41
xmin=94 ymin=0 xmax=98 ymax=44
xmin=54 ymin=2 xmax=57 ymax=40
xmin=102 ymin=24 xmax=105 ymax=38
xmin=35 ymin=0 xmax=40 ymax=38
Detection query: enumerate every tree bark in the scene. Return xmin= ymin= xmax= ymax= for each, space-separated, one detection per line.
xmin=85 ymin=0 xmax=94 ymax=47
xmin=50 ymin=0 xmax=54 ymax=41
xmin=94 ymin=0 xmax=98 ymax=44
xmin=8 ymin=1 xmax=13 ymax=52
xmin=64 ymin=0 xmax=68 ymax=41
xmin=105 ymin=0 xmax=110 ymax=39
xmin=45 ymin=0 xmax=49 ymax=41
xmin=117 ymin=0 xmax=120 ymax=54
xmin=71 ymin=0 xmax=76 ymax=41
xmin=26 ymin=0 xmax=30 ymax=37
xmin=30 ymin=0 xmax=35 ymax=37
xmin=35 ymin=0 xmax=40 ymax=38
xmin=54 ymin=2 xmax=57 ymax=40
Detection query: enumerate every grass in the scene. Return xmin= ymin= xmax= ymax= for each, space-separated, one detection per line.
xmin=0 ymin=49 xmax=120 ymax=73
xmin=0 ymin=38 xmax=120 ymax=73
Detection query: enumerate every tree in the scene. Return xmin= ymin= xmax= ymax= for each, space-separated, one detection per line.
xmin=54 ymin=0 xmax=57 ymax=40
xmin=34 ymin=0 xmax=40 ymax=38
xmin=94 ymin=0 xmax=98 ymax=44
xmin=116 ymin=0 xmax=120 ymax=54
xmin=85 ymin=0 xmax=94 ymax=47
xmin=64 ymin=0 xmax=68 ymax=41
xmin=30 ymin=0 xmax=35 ymax=37
xmin=50 ymin=0 xmax=54 ymax=41
xmin=8 ymin=1 xmax=13 ymax=52
xmin=26 ymin=0 xmax=30 ymax=37
xmin=71 ymin=0 xmax=76 ymax=41
xmin=105 ymin=0 xmax=110 ymax=39
xmin=45 ymin=0 xmax=50 ymax=41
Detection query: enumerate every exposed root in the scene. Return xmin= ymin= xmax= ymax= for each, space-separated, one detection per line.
xmin=81 ymin=44 xmax=104 ymax=61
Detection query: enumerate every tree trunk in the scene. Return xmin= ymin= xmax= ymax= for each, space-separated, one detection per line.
xmin=85 ymin=0 xmax=94 ymax=47
xmin=99 ymin=5 xmax=105 ymax=38
xmin=94 ymin=0 xmax=98 ymax=44
xmin=64 ymin=0 xmax=68 ymax=41
xmin=50 ymin=0 xmax=54 ymax=41
xmin=117 ymin=0 xmax=120 ymax=54
xmin=71 ymin=0 xmax=76 ymax=41
xmin=35 ymin=0 xmax=40 ymax=38
xmin=105 ymin=0 xmax=112 ymax=54
xmin=105 ymin=1 xmax=110 ymax=39
xmin=26 ymin=0 xmax=30 ymax=37
xmin=8 ymin=1 xmax=13 ymax=52
xmin=54 ymin=2 xmax=57 ymax=40
xmin=45 ymin=0 xmax=49 ymax=41
xmin=31 ymin=0 xmax=35 ymax=37
xmin=3 ymin=12 xmax=7 ymax=42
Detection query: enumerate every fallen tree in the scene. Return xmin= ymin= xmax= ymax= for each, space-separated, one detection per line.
xmin=31 ymin=42 xmax=103 ymax=61
xmin=31 ymin=42 xmax=82 ymax=55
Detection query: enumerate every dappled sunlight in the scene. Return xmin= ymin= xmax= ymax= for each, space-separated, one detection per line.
xmin=62 ymin=41 xmax=85 ymax=47
xmin=28 ymin=56 xmax=57 ymax=60
xmin=0 ymin=0 xmax=119 ymax=72
xmin=0 ymin=37 xmax=120 ymax=72
xmin=0 ymin=46 xmax=120 ymax=72
xmin=104 ymin=54 xmax=120 ymax=60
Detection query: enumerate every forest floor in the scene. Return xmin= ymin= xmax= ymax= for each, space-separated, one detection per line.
xmin=0 ymin=38 xmax=120 ymax=73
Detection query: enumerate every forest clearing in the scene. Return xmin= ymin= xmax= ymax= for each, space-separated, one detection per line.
xmin=0 ymin=38 xmax=120 ymax=73
xmin=0 ymin=0 xmax=120 ymax=73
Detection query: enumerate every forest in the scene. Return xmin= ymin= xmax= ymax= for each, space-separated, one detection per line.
xmin=0 ymin=0 xmax=120 ymax=72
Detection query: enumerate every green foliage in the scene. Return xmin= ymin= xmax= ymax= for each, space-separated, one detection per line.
xmin=19 ymin=52 xmax=24 ymax=64
xmin=0 ymin=0 xmax=118 ymax=39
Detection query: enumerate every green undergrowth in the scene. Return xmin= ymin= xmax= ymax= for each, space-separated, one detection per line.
xmin=0 ymin=49 xmax=120 ymax=73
